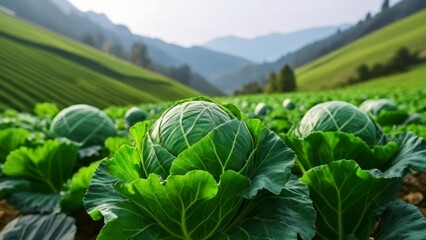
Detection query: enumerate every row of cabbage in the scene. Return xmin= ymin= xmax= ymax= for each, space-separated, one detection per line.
xmin=0 ymin=90 xmax=425 ymax=239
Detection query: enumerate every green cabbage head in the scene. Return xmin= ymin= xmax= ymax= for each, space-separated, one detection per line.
xmin=295 ymin=101 xmax=382 ymax=146
xmin=50 ymin=104 xmax=116 ymax=147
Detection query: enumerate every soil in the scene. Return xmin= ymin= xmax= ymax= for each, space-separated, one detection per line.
xmin=0 ymin=173 xmax=425 ymax=238
xmin=73 ymin=209 xmax=103 ymax=240
xmin=0 ymin=199 xmax=20 ymax=230
xmin=396 ymin=172 xmax=426 ymax=217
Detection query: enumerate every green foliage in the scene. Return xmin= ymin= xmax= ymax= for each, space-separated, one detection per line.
xmin=84 ymin=98 xmax=316 ymax=239
xmin=264 ymin=65 xmax=297 ymax=93
xmin=0 ymin=214 xmax=76 ymax=240
xmin=264 ymin=72 xmax=278 ymax=93
xmin=2 ymin=140 xmax=79 ymax=213
xmin=131 ymin=42 xmax=152 ymax=69
xmin=33 ymin=102 xmax=59 ymax=118
xmin=278 ymin=65 xmax=297 ymax=92
xmin=0 ymin=128 xmax=29 ymax=163
xmin=300 ymin=160 xmax=400 ymax=240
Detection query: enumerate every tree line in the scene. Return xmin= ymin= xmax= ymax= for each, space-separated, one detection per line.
xmin=81 ymin=31 xmax=199 ymax=87
xmin=348 ymin=46 xmax=424 ymax=84
xmin=234 ymin=65 xmax=297 ymax=95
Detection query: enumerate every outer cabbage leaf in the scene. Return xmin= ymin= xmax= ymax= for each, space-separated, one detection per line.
xmin=242 ymin=119 xmax=295 ymax=197
xmin=383 ymin=132 xmax=426 ymax=177
xmin=131 ymin=121 xmax=175 ymax=178
xmin=300 ymin=160 xmax=400 ymax=240
xmin=2 ymin=140 xmax=78 ymax=213
xmin=219 ymin=180 xmax=316 ymax=240
xmin=0 ymin=128 xmax=29 ymax=163
xmin=375 ymin=200 xmax=426 ymax=240
xmin=171 ymin=120 xmax=252 ymax=179
xmin=88 ymin=170 xmax=316 ymax=240
xmin=61 ymin=161 xmax=100 ymax=213
xmin=8 ymin=192 xmax=60 ymax=214
xmin=83 ymin=160 xmax=127 ymax=222
xmin=2 ymin=140 xmax=78 ymax=193
xmin=283 ymin=132 xmax=398 ymax=173
xmin=0 ymin=214 xmax=76 ymax=240
xmin=104 ymin=137 xmax=132 ymax=156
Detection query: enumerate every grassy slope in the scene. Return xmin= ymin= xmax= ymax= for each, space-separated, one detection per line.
xmin=0 ymin=13 xmax=199 ymax=111
xmin=296 ymin=9 xmax=426 ymax=91
xmin=347 ymin=62 xmax=426 ymax=91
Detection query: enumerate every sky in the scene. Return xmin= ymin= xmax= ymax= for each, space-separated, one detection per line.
xmin=67 ymin=0 xmax=398 ymax=47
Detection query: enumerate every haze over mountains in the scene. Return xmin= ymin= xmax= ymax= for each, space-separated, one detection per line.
xmin=204 ymin=25 xmax=351 ymax=63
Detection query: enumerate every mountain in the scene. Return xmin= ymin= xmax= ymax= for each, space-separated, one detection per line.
xmin=0 ymin=0 xmax=251 ymax=94
xmin=0 ymin=12 xmax=199 ymax=111
xmin=214 ymin=0 xmax=426 ymax=93
xmin=296 ymin=9 xmax=426 ymax=91
xmin=204 ymin=26 xmax=350 ymax=63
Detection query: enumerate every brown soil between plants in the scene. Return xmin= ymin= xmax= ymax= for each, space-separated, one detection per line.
xmin=0 ymin=199 xmax=20 ymax=230
xmin=396 ymin=172 xmax=426 ymax=217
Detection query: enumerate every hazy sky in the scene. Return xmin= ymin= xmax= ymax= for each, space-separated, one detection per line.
xmin=67 ymin=0 xmax=397 ymax=47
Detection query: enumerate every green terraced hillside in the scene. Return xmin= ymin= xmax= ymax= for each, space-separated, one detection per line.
xmin=0 ymin=12 xmax=199 ymax=111
xmin=297 ymin=9 xmax=426 ymax=91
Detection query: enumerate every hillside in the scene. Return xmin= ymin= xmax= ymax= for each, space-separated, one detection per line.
xmin=204 ymin=25 xmax=346 ymax=63
xmin=0 ymin=12 xmax=199 ymax=111
xmin=346 ymin=62 xmax=426 ymax=91
xmin=214 ymin=0 xmax=426 ymax=93
xmin=0 ymin=0 xmax=252 ymax=84
xmin=297 ymin=9 xmax=426 ymax=90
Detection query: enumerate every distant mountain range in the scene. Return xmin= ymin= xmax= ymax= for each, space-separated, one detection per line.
xmin=212 ymin=0 xmax=426 ymax=93
xmin=203 ymin=25 xmax=351 ymax=63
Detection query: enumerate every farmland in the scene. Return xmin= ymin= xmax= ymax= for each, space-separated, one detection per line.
xmin=1 ymin=78 xmax=425 ymax=238
xmin=0 ymin=12 xmax=199 ymax=112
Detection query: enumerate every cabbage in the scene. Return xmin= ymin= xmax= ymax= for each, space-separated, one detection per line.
xmin=124 ymin=107 xmax=147 ymax=128
xmin=84 ymin=97 xmax=316 ymax=239
xmin=50 ymin=104 xmax=116 ymax=147
xmin=282 ymin=98 xmax=295 ymax=110
xmin=295 ymin=101 xmax=381 ymax=146
xmin=151 ymin=100 xmax=232 ymax=156
xmin=254 ymin=102 xmax=271 ymax=117
xmin=359 ymin=99 xmax=398 ymax=116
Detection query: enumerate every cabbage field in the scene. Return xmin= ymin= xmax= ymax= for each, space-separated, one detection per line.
xmin=0 ymin=85 xmax=426 ymax=240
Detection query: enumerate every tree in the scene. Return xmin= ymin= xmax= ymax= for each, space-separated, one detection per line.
xmin=277 ymin=65 xmax=297 ymax=92
xmin=264 ymin=72 xmax=277 ymax=93
xmin=365 ymin=12 xmax=372 ymax=21
xmin=81 ymin=32 xmax=96 ymax=48
xmin=131 ymin=42 xmax=152 ymax=69
xmin=381 ymin=0 xmax=390 ymax=11
xmin=168 ymin=64 xmax=191 ymax=85
xmin=388 ymin=47 xmax=420 ymax=71
xmin=109 ymin=42 xmax=126 ymax=59
xmin=234 ymin=81 xmax=263 ymax=95
xmin=356 ymin=64 xmax=370 ymax=81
